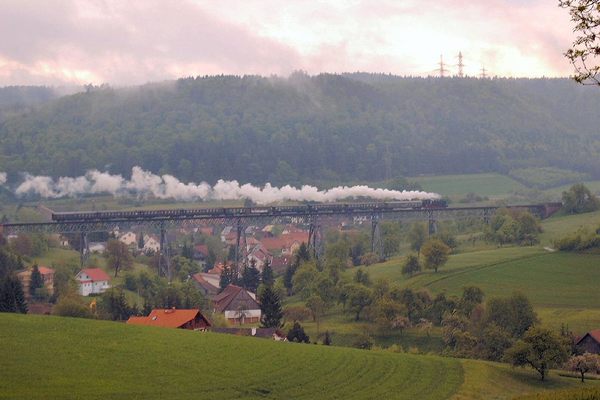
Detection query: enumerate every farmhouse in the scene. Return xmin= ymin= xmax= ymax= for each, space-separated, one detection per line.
xmin=213 ymin=284 xmax=261 ymax=324
xmin=75 ymin=268 xmax=111 ymax=296
xmin=576 ymin=329 xmax=600 ymax=354
xmin=127 ymin=308 xmax=211 ymax=330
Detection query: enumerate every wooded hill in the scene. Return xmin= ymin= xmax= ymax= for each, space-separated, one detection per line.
xmin=1 ymin=74 xmax=599 ymax=186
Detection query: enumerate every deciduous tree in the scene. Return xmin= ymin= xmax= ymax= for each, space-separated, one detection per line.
xmin=106 ymin=239 xmax=133 ymax=277
xmin=565 ymin=353 xmax=600 ymax=382
xmin=401 ymin=254 xmax=421 ymax=276
xmin=421 ymin=239 xmax=450 ymax=273
xmin=505 ymin=327 xmax=570 ymax=381
xmin=560 ymin=0 xmax=600 ymax=85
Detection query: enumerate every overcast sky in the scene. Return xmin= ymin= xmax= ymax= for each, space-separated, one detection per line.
xmin=0 ymin=0 xmax=577 ymax=86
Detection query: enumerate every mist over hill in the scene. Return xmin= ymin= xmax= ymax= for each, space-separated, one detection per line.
xmin=0 ymin=74 xmax=599 ymax=186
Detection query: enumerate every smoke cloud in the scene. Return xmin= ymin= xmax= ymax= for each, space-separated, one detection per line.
xmin=0 ymin=172 xmax=6 ymax=185
xmin=14 ymin=166 xmax=439 ymax=204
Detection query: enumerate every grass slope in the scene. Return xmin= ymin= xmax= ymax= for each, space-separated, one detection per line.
xmin=411 ymin=173 xmax=526 ymax=197
xmin=1 ymin=314 xmax=591 ymax=400
xmin=0 ymin=313 xmax=462 ymax=400
xmin=358 ymin=242 xmax=600 ymax=332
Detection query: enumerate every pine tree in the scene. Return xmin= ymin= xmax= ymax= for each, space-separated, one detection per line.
xmin=29 ymin=264 xmax=44 ymax=296
xmin=242 ymin=259 xmax=261 ymax=292
xmin=260 ymin=286 xmax=283 ymax=328
xmin=0 ymin=274 xmax=28 ymax=313
xmin=261 ymin=260 xmax=274 ymax=287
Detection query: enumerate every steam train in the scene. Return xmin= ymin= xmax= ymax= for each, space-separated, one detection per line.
xmin=51 ymin=199 xmax=448 ymax=222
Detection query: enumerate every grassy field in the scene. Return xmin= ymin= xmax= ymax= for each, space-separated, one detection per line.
xmin=410 ymin=173 xmax=527 ymax=198
xmin=538 ymin=210 xmax=600 ymax=245
xmin=420 ymin=252 xmax=600 ymax=307
xmin=351 ymin=244 xmax=600 ymax=333
xmin=0 ymin=313 xmax=593 ymax=400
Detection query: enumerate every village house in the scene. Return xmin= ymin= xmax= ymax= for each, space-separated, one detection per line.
xmin=247 ymin=243 xmax=272 ymax=271
xmin=142 ymin=234 xmax=160 ymax=254
xmin=75 ymin=268 xmax=111 ymax=296
xmin=127 ymin=308 xmax=211 ymax=330
xmin=195 ymin=226 xmax=214 ymax=236
xmin=212 ymin=284 xmax=261 ymax=324
xmin=88 ymin=242 xmax=106 ymax=253
xmin=220 ymin=226 xmax=233 ymax=243
xmin=260 ymin=231 xmax=309 ymax=256
xmin=193 ymin=244 xmax=209 ymax=262
xmin=191 ymin=272 xmax=220 ymax=298
xmin=576 ymin=329 xmax=600 ymax=354
xmin=17 ymin=266 xmax=55 ymax=296
xmin=118 ymin=231 xmax=137 ymax=247
xmin=270 ymin=255 xmax=291 ymax=274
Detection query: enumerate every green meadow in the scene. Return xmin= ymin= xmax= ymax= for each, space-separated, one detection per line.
xmin=0 ymin=313 xmax=593 ymax=400
xmin=411 ymin=173 xmax=527 ymax=198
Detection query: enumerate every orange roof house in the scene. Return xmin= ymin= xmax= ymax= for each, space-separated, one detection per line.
xmin=260 ymin=231 xmax=309 ymax=255
xmin=127 ymin=308 xmax=211 ymax=330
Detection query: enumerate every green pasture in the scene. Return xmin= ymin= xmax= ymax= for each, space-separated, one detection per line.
xmin=358 ymin=243 xmax=600 ymax=333
xmin=0 ymin=313 xmax=461 ymax=400
xmin=410 ymin=173 xmax=526 ymax=198
xmin=0 ymin=313 xmax=592 ymax=400
xmin=538 ymin=210 xmax=600 ymax=245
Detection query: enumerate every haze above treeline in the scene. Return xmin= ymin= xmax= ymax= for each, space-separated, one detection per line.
xmin=1 ymin=73 xmax=599 ymax=187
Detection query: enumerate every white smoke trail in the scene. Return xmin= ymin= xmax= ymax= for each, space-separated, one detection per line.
xmin=14 ymin=166 xmax=439 ymax=204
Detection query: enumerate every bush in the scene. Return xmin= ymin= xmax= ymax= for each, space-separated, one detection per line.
xmin=287 ymin=321 xmax=310 ymax=343
xmin=53 ymin=295 xmax=93 ymax=319
xmin=284 ymin=305 xmax=312 ymax=322
xmin=352 ymin=333 xmax=374 ymax=350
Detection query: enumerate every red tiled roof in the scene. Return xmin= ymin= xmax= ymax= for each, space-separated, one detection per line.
xmin=213 ymin=284 xmax=259 ymax=313
xmin=38 ymin=266 xmax=54 ymax=276
xmin=194 ymin=244 xmax=209 ymax=256
xmin=260 ymin=232 xmax=309 ymax=251
xmin=207 ymin=264 xmax=224 ymax=275
xmin=127 ymin=309 xmax=211 ymax=328
xmin=79 ymin=268 xmax=111 ymax=282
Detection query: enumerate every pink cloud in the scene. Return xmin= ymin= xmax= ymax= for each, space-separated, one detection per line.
xmin=0 ymin=0 xmax=579 ymax=85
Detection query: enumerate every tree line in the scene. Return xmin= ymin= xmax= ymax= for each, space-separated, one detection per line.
xmin=2 ymin=75 xmax=600 ymax=187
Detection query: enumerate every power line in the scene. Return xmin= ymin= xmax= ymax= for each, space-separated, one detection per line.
xmin=457 ymin=52 xmax=465 ymax=78
xmin=438 ymin=54 xmax=448 ymax=78
xmin=480 ymin=66 xmax=488 ymax=79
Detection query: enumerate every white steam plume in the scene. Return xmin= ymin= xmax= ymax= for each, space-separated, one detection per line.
xmin=14 ymin=166 xmax=439 ymax=204
xmin=0 ymin=172 xmax=6 ymax=185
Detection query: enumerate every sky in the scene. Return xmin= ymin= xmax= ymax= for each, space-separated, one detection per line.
xmin=0 ymin=0 xmax=577 ymax=86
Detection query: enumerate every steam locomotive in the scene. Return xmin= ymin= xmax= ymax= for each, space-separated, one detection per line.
xmin=51 ymin=199 xmax=448 ymax=222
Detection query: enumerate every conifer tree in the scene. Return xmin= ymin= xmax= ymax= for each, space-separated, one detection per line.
xmin=261 ymin=260 xmax=274 ymax=287
xmin=260 ymin=286 xmax=283 ymax=328
xmin=0 ymin=274 xmax=28 ymax=313
xmin=29 ymin=264 xmax=44 ymax=296
xmin=242 ymin=259 xmax=261 ymax=292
